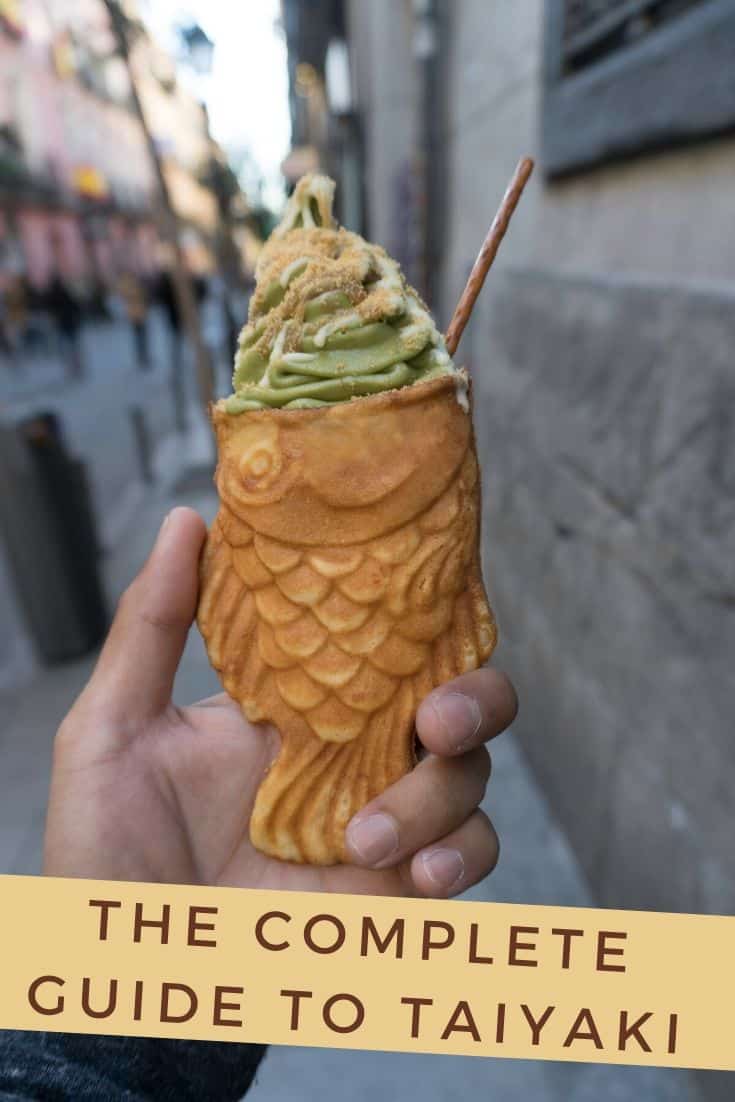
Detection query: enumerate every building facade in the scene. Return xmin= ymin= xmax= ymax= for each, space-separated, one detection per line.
xmin=0 ymin=0 xmax=233 ymax=697
xmin=280 ymin=0 xmax=366 ymax=232
xmin=0 ymin=0 xmax=222 ymax=298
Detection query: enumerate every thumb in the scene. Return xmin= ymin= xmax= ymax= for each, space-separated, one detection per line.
xmin=81 ymin=507 xmax=207 ymax=726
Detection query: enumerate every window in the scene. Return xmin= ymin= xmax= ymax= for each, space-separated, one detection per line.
xmin=542 ymin=0 xmax=735 ymax=176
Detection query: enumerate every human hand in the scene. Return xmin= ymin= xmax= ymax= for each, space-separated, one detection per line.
xmin=44 ymin=508 xmax=517 ymax=897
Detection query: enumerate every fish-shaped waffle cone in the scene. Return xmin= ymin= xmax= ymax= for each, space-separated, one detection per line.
xmin=198 ymin=372 xmax=496 ymax=865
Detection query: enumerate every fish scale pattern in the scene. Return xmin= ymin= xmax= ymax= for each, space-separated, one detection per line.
xmin=199 ymin=444 xmax=497 ymax=865
xmin=198 ymin=445 xmax=491 ymax=740
xmin=199 ymin=173 xmax=496 ymax=864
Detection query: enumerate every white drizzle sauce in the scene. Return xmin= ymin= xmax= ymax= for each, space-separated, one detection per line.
xmin=280 ymin=257 xmax=309 ymax=288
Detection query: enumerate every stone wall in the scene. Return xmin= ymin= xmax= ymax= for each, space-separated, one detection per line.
xmin=472 ymin=271 xmax=735 ymax=917
xmin=470 ymin=267 xmax=735 ymax=1102
xmin=346 ymin=0 xmax=419 ymax=271
xmin=440 ymin=0 xmax=735 ymax=322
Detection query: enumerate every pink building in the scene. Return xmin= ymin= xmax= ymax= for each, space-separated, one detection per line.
xmin=0 ymin=0 xmax=156 ymax=291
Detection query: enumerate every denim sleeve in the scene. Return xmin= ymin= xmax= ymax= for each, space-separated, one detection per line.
xmin=0 ymin=1030 xmax=267 ymax=1101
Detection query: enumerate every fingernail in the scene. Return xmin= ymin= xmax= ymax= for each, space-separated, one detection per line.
xmin=431 ymin=692 xmax=482 ymax=752
xmin=421 ymin=848 xmax=465 ymax=892
xmin=346 ymin=812 xmax=400 ymax=865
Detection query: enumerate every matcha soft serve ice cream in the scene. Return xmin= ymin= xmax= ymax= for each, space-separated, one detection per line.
xmin=198 ymin=173 xmax=495 ymax=865
xmin=225 ymin=174 xmax=466 ymax=412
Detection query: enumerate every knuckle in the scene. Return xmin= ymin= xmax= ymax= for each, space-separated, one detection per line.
xmin=118 ymin=578 xmax=186 ymax=634
xmin=488 ymin=833 xmax=500 ymax=872
xmin=420 ymin=754 xmax=487 ymax=826
xmin=479 ymin=811 xmax=500 ymax=871
xmin=139 ymin=606 xmax=187 ymax=633
xmin=497 ymin=671 xmax=519 ymax=722
xmin=474 ymin=745 xmax=492 ymax=784
xmin=458 ymin=746 xmax=491 ymax=802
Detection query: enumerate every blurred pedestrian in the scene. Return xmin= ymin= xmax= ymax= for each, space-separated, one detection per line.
xmin=198 ymin=273 xmax=247 ymax=391
xmin=118 ymin=270 xmax=150 ymax=370
xmin=154 ymin=265 xmax=186 ymax=430
xmin=86 ymin=275 xmax=111 ymax=322
xmin=154 ymin=264 xmax=206 ymax=336
xmin=1 ymin=273 xmax=28 ymax=370
xmin=154 ymin=265 xmax=181 ymax=338
xmin=45 ymin=273 xmax=83 ymax=380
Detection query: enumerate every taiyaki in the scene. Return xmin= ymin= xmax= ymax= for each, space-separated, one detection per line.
xmin=198 ymin=175 xmax=496 ymax=864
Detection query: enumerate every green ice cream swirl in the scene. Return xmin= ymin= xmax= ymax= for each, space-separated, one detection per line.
xmin=225 ymin=174 xmax=460 ymax=412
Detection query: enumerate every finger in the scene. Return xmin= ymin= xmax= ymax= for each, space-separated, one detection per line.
xmin=416 ymin=667 xmax=518 ymax=757
xmin=187 ymin=692 xmax=240 ymax=711
xmin=410 ymin=809 xmax=499 ymax=898
xmin=345 ymin=747 xmax=491 ymax=869
xmin=83 ymin=507 xmax=207 ymax=722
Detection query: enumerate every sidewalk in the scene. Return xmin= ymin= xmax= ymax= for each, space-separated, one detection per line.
xmin=1 ymin=312 xmax=196 ymax=548
xmin=0 ymin=476 xmax=702 ymax=1102
xmin=0 ymin=311 xmax=230 ymax=701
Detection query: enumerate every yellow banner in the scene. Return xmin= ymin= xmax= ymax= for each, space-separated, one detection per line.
xmin=0 ymin=875 xmax=731 ymax=1070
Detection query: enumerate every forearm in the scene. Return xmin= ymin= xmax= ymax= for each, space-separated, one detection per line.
xmin=0 ymin=1030 xmax=266 ymax=1101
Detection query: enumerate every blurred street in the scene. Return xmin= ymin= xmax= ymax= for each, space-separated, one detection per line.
xmin=2 ymin=310 xmax=199 ymax=543
xmin=0 ymin=300 xmax=233 ymax=698
xmin=5 ymin=306 xmax=238 ymax=505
